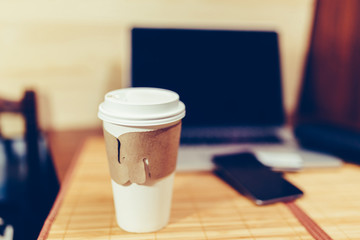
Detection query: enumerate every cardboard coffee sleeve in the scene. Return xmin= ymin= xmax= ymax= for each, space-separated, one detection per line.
xmin=104 ymin=123 xmax=181 ymax=185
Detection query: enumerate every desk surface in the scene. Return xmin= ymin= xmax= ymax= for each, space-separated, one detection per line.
xmin=40 ymin=137 xmax=360 ymax=240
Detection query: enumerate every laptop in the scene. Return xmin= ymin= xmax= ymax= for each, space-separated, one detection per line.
xmin=130 ymin=27 xmax=342 ymax=171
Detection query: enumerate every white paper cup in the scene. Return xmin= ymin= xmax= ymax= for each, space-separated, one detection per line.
xmin=98 ymin=88 xmax=185 ymax=233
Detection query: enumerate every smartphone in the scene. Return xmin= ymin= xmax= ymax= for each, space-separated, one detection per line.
xmin=213 ymin=152 xmax=303 ymax=205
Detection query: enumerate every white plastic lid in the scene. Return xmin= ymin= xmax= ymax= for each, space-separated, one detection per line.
xmin=98 ymin=88 xmax=186 ymax=126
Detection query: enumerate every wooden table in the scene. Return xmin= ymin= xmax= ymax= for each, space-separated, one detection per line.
xmin=47 ymin=128 xmax=103 ymax=182
xmin=40 ymin=136 xmax=360 ymax=239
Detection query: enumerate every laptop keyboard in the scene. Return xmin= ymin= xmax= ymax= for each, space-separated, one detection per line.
xmin=180 ymin=128 xmax=282 ymax=145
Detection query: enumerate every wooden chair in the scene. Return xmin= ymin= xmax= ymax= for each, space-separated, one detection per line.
xmin=0 ymin=90 xmax=59 ymax=240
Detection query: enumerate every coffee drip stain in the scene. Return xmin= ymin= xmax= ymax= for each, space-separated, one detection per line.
xmin=143 ymin=158 xmax=151 ymax=178
xmin=117 ymin=139 xmax=121 ymax=163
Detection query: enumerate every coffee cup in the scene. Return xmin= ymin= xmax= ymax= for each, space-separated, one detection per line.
xmin=98 ymin=87 xmax=185 ymax=233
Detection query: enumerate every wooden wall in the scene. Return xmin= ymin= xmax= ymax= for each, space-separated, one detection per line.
xmin=0 ymin=0 xmax=315 ymax=131
xmin=298 ymin=0 xmax=360 ymax=129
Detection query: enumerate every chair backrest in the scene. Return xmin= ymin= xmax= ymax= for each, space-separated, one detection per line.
xmin=0 ymin=91 xmax=40 ymax=172
xmin=0 ymin=90 xmax=59 ymax=240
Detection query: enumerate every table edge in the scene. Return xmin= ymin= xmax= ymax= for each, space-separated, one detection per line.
xmin=37 ymin=139 xmax=88 ymax=240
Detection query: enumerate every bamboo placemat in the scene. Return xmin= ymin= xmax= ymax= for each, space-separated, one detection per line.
xmin=286 ymin=164 xmax=360 ymax=239
xmin=40 ymin=137 xmax=360 ymax=239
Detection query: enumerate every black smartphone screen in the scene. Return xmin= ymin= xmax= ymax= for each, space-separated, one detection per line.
xmin=213 ymin=152 xmax=303 ymax=205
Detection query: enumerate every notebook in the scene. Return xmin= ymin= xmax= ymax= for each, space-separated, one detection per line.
xmin=130 ymin=27 xmax=342 ymax=171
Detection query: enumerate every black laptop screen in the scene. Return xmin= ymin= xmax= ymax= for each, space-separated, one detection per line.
xmin=131 ymin=28 xmax=285 ymax=127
